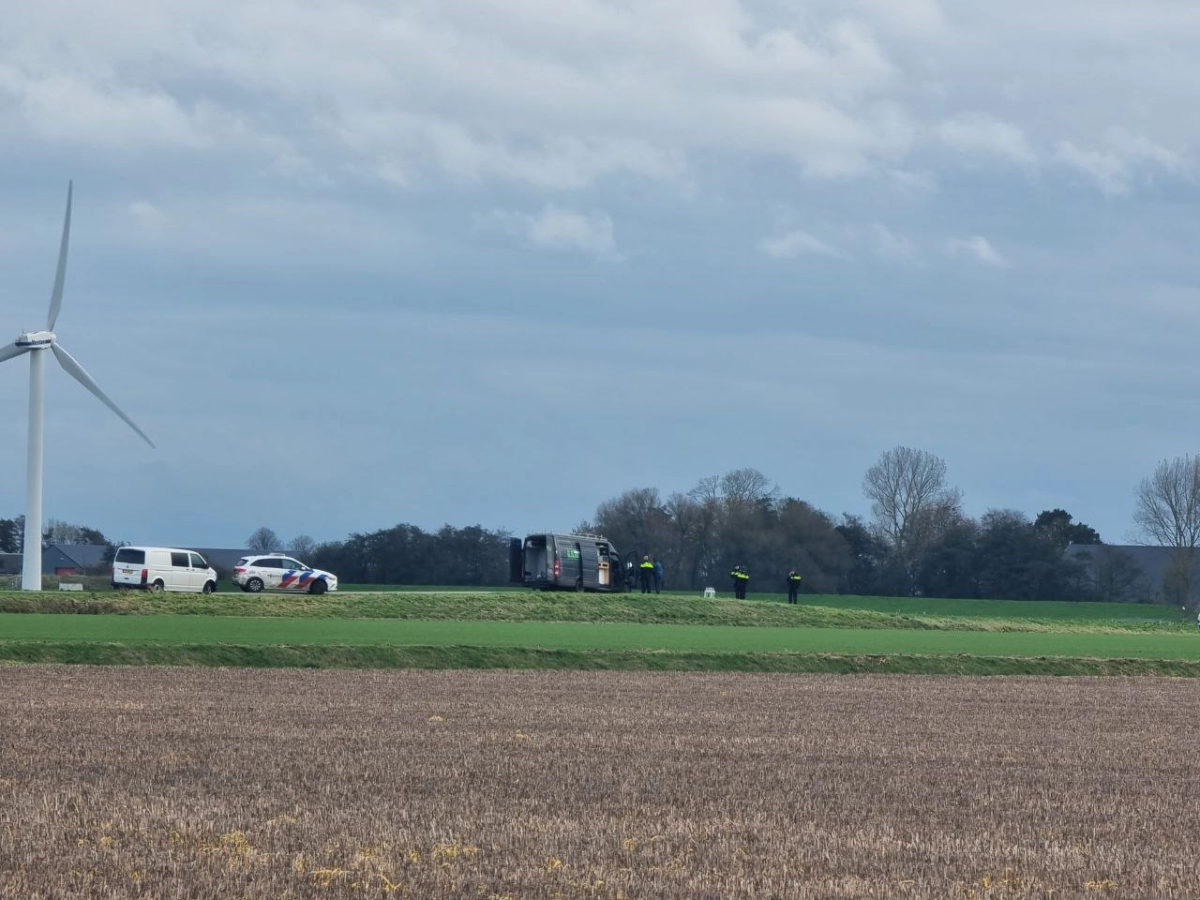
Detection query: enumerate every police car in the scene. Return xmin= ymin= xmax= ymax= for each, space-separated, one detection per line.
xmin=232 ymin=555 xmax=338 ymax=594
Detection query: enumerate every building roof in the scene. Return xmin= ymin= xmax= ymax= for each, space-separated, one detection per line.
xmin=45 ymin=543 xmax=112 ymax=570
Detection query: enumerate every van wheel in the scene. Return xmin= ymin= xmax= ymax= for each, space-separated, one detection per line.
xmin=202 ymin=581 xmax=215 ymax=595
xmin=309 ymin=579 xmax=327 ymax=596
xmin=246 ymin=577 xmax=264 ymax=593
xmin=148 ymin=580 xmax=165 ymax=594
xmin=574 ymin=578 xmax=584 ymax=593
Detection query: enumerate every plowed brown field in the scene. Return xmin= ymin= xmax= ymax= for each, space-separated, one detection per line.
xmin=1 ymin=667 xmax=1196 ymax=899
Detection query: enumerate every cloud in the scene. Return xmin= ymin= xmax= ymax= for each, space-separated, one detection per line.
xmin=946 ymin=235 xmax=1009 ymax=267
xmin=0 ymin=0 xmax=917 ymax=190
xmin=7 ymin=0 xmax=1200 ymax=552
xmin=481 ymin=206 xmax=617 ymax=258
xmin=870 ymin=223 xmax=918 ymax=262
xmin=1054 ymin=130 xmax=1188 ymax=196
xmin=0 ymin=65 xmax=206 ymax=149
xmin=760 ymin=229 xmax=844 ymax=260
xmin=885 ymin=168 xmax=937 ymax=194
xmin=852 ymin=0 xmax=947 ymax=37
xmin=127 ymin=200 xmax=169 ymax=238
xmin=936 ymin=113 xmax=1037 ymax=167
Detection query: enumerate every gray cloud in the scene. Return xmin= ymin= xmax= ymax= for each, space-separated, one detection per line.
xmin=946 ymin=235 xmax=1008 ymax=267
xmin=4 ymin=0 xmax=1200 ymax=548
xmin=760 ymin=229 xmax=845 ymax=259
xmin=480 ymin=206 xmax=618 ymax=258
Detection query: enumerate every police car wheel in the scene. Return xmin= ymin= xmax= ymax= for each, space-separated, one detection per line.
xmin=309 ymin=579 xmax=327 ymax=596
xmin=246 ymin=577 xmax=264 ymax=593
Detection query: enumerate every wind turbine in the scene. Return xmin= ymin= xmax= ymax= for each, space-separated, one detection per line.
xmin=0 ymin=182 xmax=154 ymax=590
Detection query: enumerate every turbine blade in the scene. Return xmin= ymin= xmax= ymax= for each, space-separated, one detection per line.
xmin=51 ymin=342 xmax=156 ymax=449
xmin=46 ymin=181 xmax=73 ymax=331
xmin=0 ymin=343 xmax=32 ymax=364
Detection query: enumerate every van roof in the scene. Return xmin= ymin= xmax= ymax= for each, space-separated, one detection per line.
xmin=116 ymin=546 xmax=204 ymax=554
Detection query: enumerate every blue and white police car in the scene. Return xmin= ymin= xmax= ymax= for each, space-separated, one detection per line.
xmin=232 ymin=555 xmax=338 ymax=595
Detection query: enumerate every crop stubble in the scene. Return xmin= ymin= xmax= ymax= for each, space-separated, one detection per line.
xmin=0 ymin=667 xmax=1196 ymax=899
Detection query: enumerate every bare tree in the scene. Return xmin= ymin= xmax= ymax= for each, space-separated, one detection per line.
xmin=1133 ymin=455 xmax=1200 ymax=548
xmin=720 ymin=468 xmax=776 ymax=505
xmin=593 ymin=488 xmax=665 ymax=558
xmin=1133 ymin=455 xmax=1200 ymax=610
xmin=289 ymin=534 xmax=316 ymax=559
xmin=862 ymin=446 xmax=962 ymax=555
xmin=247 ymin=526 xmax=280 ymax=553
xmin=688 ymin=475 xmax=721 ymax=505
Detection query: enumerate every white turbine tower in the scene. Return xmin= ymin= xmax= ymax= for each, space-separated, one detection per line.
xmin=0 ymin=182 xmax=154 ymax=590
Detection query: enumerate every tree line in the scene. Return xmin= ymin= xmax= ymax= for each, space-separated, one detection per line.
xmin=256 ymin=449 xmax=1111 ymax=601
xmin=0 ymin=517 xmax=110 ymax=554
xmin=16 ymin=445 xmax=1200 ymax=605
xmin=575 ymin=459 xmax=1103 ymax=601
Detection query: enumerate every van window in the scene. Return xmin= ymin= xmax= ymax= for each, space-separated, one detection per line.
xmin=189 ymin=553 xmax=208 ymax=568
xmin=170 ymin=552 xmax=189 ymax=567
xmin=114 ymin=548 xmax=145 ymax=565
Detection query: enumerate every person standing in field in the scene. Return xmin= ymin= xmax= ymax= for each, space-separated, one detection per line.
xmin=787 ymin=569 xmax=802 ymax=604
xmin=731 ymin=564 xmax=749 ymax=599
xmin=653 ymin=558 xmax=664 ymax=594
xmin=639 ymin=555 xmax=655 ymax=594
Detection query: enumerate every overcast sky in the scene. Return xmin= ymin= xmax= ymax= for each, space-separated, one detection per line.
xmin=2 ymin=0 xmax=1199 ymax=550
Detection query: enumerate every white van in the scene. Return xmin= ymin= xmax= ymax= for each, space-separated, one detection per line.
xmin=111 ymin=546 xmax=219 ymax=594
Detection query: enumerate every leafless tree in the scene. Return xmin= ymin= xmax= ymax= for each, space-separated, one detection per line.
xmin=44 ymin=519 xmax=85 ymax=545
xmin=719 ymin=468 xmax=777 ymax=505
xmin=593 ymin=488 xmax=665 ymax=556
xmin=1133 ymin=454 xmax=1200 ymax=549
xmin=289 ymin=534 xmax=317 ymax=559
xmin=688 ymin=475 xmax=721 ymax=505
xmin=862 ymin=446 xmax=962 ymax=555
xmin=1133 ymin=455 xmax=1200 ymax=609
xmin=247 ymin=526 xmax=280 ymax=553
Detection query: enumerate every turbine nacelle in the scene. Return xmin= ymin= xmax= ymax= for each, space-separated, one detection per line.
xmin=15 ymin=331 xmax=56 ymax=348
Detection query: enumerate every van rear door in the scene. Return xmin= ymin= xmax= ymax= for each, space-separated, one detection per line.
xmin=509 ymin=539 xmax=524 ymax=583
xmin=113 ymin=547 xmax=146 ymax=587
xmin=523 ymin=535 xmax=549 ymax=583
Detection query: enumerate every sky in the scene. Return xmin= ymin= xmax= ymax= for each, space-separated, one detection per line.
xmin=2 ymin=0 xmax=1199 ymax=550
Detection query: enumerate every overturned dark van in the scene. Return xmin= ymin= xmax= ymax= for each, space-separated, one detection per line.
xmin=510 ymin=533 xmax=625 ymax=592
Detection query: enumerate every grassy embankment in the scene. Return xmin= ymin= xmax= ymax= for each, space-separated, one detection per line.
xmin=1 ymin=589 xmax=1198 ymax=674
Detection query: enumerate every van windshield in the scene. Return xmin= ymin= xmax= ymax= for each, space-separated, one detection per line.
xmin=114 ymin=548 xmax=145 ymax=565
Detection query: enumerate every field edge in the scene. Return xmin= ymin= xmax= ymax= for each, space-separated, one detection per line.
xmin=3 ymin=642 xmax=1200 ymax=676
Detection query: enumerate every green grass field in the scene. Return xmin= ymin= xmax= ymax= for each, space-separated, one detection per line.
xmin=1 ymin=588 xmax=1197 ymax=674
xmin=0 ymin=589 xmax=1185 ymax=630
xmin=3 ymin=613 xmax=1199 ymax=658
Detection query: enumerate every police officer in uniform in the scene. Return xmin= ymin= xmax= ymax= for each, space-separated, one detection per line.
xmin=639 ymin=555 xmax=655 ymax=594
xmin=730 ymin=564 xmax=749 ymax=599
xmin=787 ymin=569 xmax=802 ymax=604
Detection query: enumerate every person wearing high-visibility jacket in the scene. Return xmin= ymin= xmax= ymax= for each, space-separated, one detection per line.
xmin=639 ymin=555 xmax=655 ymax=594
xmin=730 ymin=564 xmax=750 ymax=599
xmin=787 ymin=569 xmax=802 ymax=604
